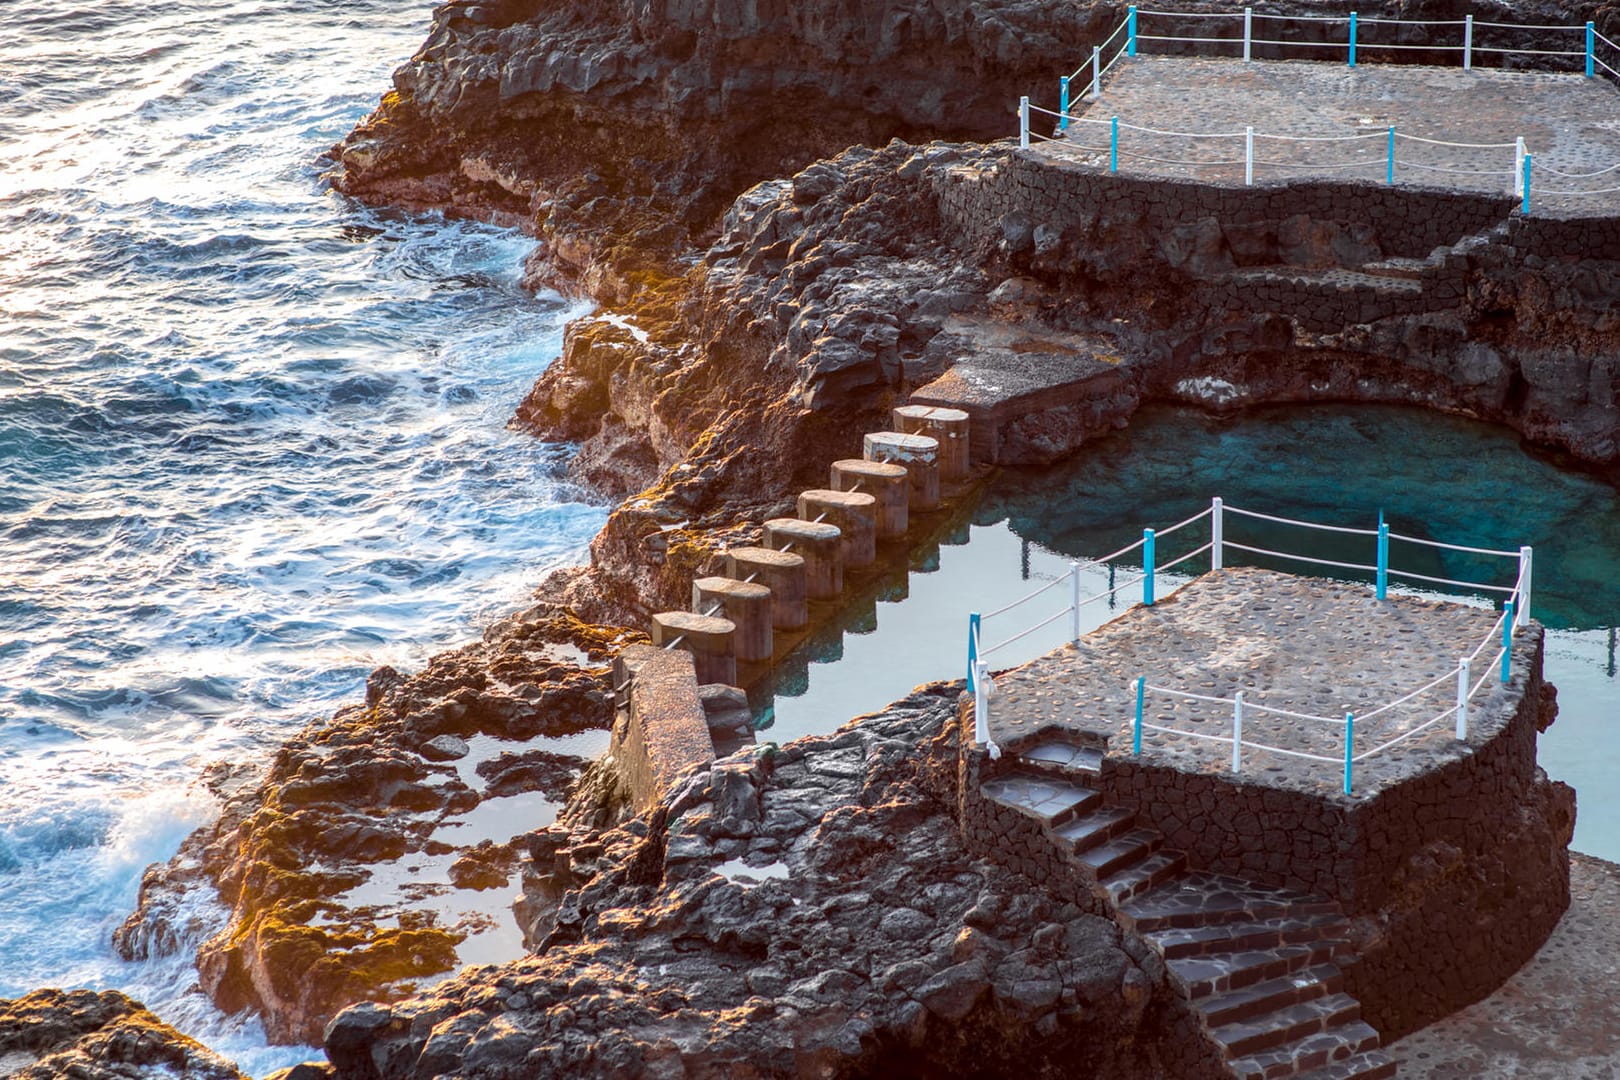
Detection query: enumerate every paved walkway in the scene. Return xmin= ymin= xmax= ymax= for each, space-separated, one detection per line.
xmin=985 ymin=567 xmax=1513 ymax=797
xmin=1391 ymin=852 xmax=1620 ymax=1077
xmin=1037 ymin=56 xmax=1620 ymax=216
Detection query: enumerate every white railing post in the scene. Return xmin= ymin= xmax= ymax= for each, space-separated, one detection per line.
xmin=1243 ymin=7 xmax=1253 ymax=62
xmin=1232 ymin=691 xmax=1244 ymax=773
xmin=1070 ymin=561 xmax=1083 ymax=644
xmin=974 ymin=659 xmax=990 ymax=744
xmin=1245 ymin=126 xmax=1254 ymax=186
xmin=1020 ymin=96 xmax=1030 ymax=149
xmin=1455 ymin=657 xmax=1470 ymax=739
xmin=1514 ymin=136 xmax=1525 ymax=197
xmin=1092 ymin=45 xmax=1103 ymax=98
xmin=1463 ymin=14 xmax=1473 ymax=71
xmin=1211 ymin=496 xmax=1225 ymax=571
xmin=1518 ymin=546 xmax=1533 ymax=627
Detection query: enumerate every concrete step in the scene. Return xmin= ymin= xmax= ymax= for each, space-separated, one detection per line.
xmin=979 ymin=771 xmax=1099 ymax=828
xmin=1120 ymin=872 xmax=1342 ymax=932
xmin=1197 ymin=964 xmax=1343 ymax=1028
xmin=1295 ymin=1048 xmax=1398 ymax=1080
xmin=1226 ymin=1019 xmax=1383 ymax=1080
xmin=1014 ymin=739 xmax=1104 ymax=775
xmin=1101 ymin=849 xmax=1187 ymax=906
xmin=1074 ymin=827 xmax=1162 ymax=878
xmin=1053 ymin=806 xmax=1137 ymax=854
xmin=1168 ymin=940 xmax=1351 ymax=999
xmin=1145 ymin=912 xmax=1351 ymax=960
xmin=1212 ymin=992 xmax=1363 ymax=1059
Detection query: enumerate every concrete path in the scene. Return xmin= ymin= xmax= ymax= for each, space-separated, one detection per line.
xmin=1039 ymin=55 xmax=1620 ymax=216
xmin=1391 ymin=852 xmax=1620 ymax=1077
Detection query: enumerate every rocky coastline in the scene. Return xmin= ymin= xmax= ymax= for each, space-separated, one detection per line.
xmin=10 ymin=0 xmax=1617 ymax=1077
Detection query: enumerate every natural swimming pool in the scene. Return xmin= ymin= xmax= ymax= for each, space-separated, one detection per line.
xmin=748 ymin=403 xmax=1619 ymax=858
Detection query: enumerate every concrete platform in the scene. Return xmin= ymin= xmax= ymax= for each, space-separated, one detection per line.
xmin=1041 ymin=55 xmax=1620 ymax=217
xmin=1391 ymin=852 xmax=1620 ymax=1078
xmin=985 ymin=566 xmax=1529 ymax=798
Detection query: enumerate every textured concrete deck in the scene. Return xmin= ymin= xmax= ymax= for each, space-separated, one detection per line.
xmin=986 ymin=567 xmax=1526 ymax=797
xmin=1040 ymin=56 xmax=1620 ymax=216
xmin=1391 ymin=852 xmax=1620 ymax=1078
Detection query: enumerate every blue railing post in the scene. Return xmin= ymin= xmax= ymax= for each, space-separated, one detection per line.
xmin=1059 ymin=76 xmax=1070 ymax=131
xmin=1588 ymin=22 xmax=1596 ymax=78
xmin=1349 ymin=11 xmax=1358 ymax=68
xmin=1386 ymin=126 xmax=1395 ymax=186
xmin=1134 ymin=676 xmax=1145 ymax=755
xmin=1376 ymin=516 xmax=1389 ymax=600
xmin=967 ymin=611 xmax=980 ymax=691
xmin=1522 ymin=153 xmax=1533 ymax=217
xmin=1502 ymin=600 xmax=1515 ymax=683
xmin=1343 ymin=713 xmax=1355 ymax=795
xmin=1110 ymin=116 xmax=1120 ymax=173
xmin=1127 ymin=6 xmax=1138 ymax=57
xmin=1143 ymin=528 xmax=1156 ymax=605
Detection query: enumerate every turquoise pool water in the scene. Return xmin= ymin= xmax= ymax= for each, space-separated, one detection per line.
xmin=751 ymin=404 xmax=1619 ymax=858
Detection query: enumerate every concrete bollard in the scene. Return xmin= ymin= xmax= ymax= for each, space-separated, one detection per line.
xmin=830 ymin=459 xmax=908 ymax=539
xmin=763 ymin=517 xmax=843 ymax=600
xmin=864 ymin=431 xmax=940 ymax=512
xmin=893 ymin=404 xmax=970 ymax=482
xmin=649 ymin=611 xmax=736 ymax=686
xmin=727 ymin=546 xmax=808 ymax=631
xmin=692 ymin=576 xmax=773 ymax=663
xmin=797 ymin=489 xmax=878 ymax=568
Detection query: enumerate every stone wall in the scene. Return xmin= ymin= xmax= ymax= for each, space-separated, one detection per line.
xmin=607 ymin=645 xmax=715 ymax=810
xmin=956 ymin=628 xmax=1574 ymax=1040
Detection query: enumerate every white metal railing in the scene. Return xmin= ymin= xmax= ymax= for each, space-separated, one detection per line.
xmin=966 ymin=496 xmax=1532 ymax=791
xmin=1017 ymin=6 xmax=1620 ymax=211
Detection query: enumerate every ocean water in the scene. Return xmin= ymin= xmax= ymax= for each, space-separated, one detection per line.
xmin=756 ymin=405 xmax=1618 ymax=857
xmin=0 ymin=1 xmax=603 ymax=1072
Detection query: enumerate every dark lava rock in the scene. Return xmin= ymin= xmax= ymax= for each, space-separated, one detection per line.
xmin=0 ymin=989 xmax=245 ymax=1080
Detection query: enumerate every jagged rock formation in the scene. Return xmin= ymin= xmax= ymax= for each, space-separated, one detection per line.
xmin=0 ymin=989 xmax=245 ymax=1080
xmin=291 ymin=685 xmax=1209 ymax=1079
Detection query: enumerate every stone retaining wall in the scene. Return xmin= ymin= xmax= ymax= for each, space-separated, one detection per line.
xmin=608 ymin=645 xmax=715 ymax=811
xmin=957 ymin=628 xmax=1574 ymax=1040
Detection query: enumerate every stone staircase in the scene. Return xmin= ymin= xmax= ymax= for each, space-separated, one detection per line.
xmin=979 ymin=740 xmax=1396 ymax=1080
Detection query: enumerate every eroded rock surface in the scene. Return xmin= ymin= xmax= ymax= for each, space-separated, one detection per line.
xmin=0 ymin=989 xmax=244 ymax=1080
xmin=306 ymin=685 xmax=1185 ymax=1079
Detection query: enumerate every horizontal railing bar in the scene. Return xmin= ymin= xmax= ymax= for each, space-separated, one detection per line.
xmin=1117 ymin=120 xmax=1246 ymax=138
xmin=1224 ymin=505 xmax=1379 ymax=535
xmin=982 ymin=572 xmax=1070 ymax=619
xmin=1471 ymin=45 xmax=1585 ymax=56
xmin=1241 ymin=740 xmax=1345 ymax=764
xmin=1119 ymin=151 xmax=1249 ymax=166
xmin=1394 ymin=133 xmax=1518 ymax=148
xmin=1357 ymin=16 xmax=1468 ymax=25
xmin=1241 ymin=700 xmax=1345 ymax=724
xmin=1141 ymin=724 xmax=1234 ymax=744
xmin=1138 ymin=33 xmax=1243 ymax=45
xmin=1354 ymin=711 xmax=1453 ymax=761
xmin=1157 ymin=541 xmax=1214 ymax=574
xmin=1385 ymin=531 xmax=1521 ymax=557
xmin=1153 ymin=505 xmax=1215 ymax=538
xmin=1254 ymin=158 xmax=1380 ymax=170
xmin=1394 ymin=160 xmax=1515 ymax=176
xmin=1137 ymin=8 xmax=1245 ymax=17
xmin=1468 ymin=611 xmax=1511 ymax=663
xmin=1474 ymin=19 xmax=1584 ymax=31
xmin=1248 ymin=37 xmax=1348 ymax=47
xmin=1223 ymin=541 xmax=1378 ymax=574
xmin=980 ymin=606 xmax=1071 ymax=656
xmin=1354 ymin=666 xmax=1457 ymax=723
xmin=1538 ymin=158 xmax=1620 ymax=179
xmin=1078 ymin=571 xmax=1148 ymax=609
xmin=1145 ymin=684 xmax=1232 ymax=705
xmin=1249 ymin=11 xmax=1349 ymax=21
xmin=1252 ymin=131 xmax=1383 ymax=142
xmin=1537 ymin=183 xmax=1620 ymax=196
xmin=1353 ymin=41 xmax=1465 ymax=50
xmin=1470 ymin=651 xmax=1506 ymax=696
xmin=1384 ymin=567 xmax=1516 ymax=592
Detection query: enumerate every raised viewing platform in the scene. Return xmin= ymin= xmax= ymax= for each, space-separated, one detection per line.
xmin=1023 ymin=8 xmax=1620 ymax=217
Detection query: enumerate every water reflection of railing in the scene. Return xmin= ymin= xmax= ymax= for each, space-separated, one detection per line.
xmin=967 ymin=497 xmax=1533 ymax=793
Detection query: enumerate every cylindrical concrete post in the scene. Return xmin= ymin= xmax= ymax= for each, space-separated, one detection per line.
xmin=763 ymin=518 xmax=843 ymax=600
xmin=864 ymin=431 xmax=940 ymax=511
xmin=692 ymin=576 xmax=772 ymax=663
xmin=830 ymin=459 xmax=908 ymax=539
xmin=797 ymin=489 xmax=877 ymax=568
xmin=892 ymin=405 xmax=970 ymax=482
xmin=727 ymin=546 xmax=808 ymax=631
xmin=649 ymin=611 xmax=736 ymax=686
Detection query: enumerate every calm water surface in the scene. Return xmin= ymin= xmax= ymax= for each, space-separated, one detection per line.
xmin=757 ymin=405 xmax=1619 ymax=857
